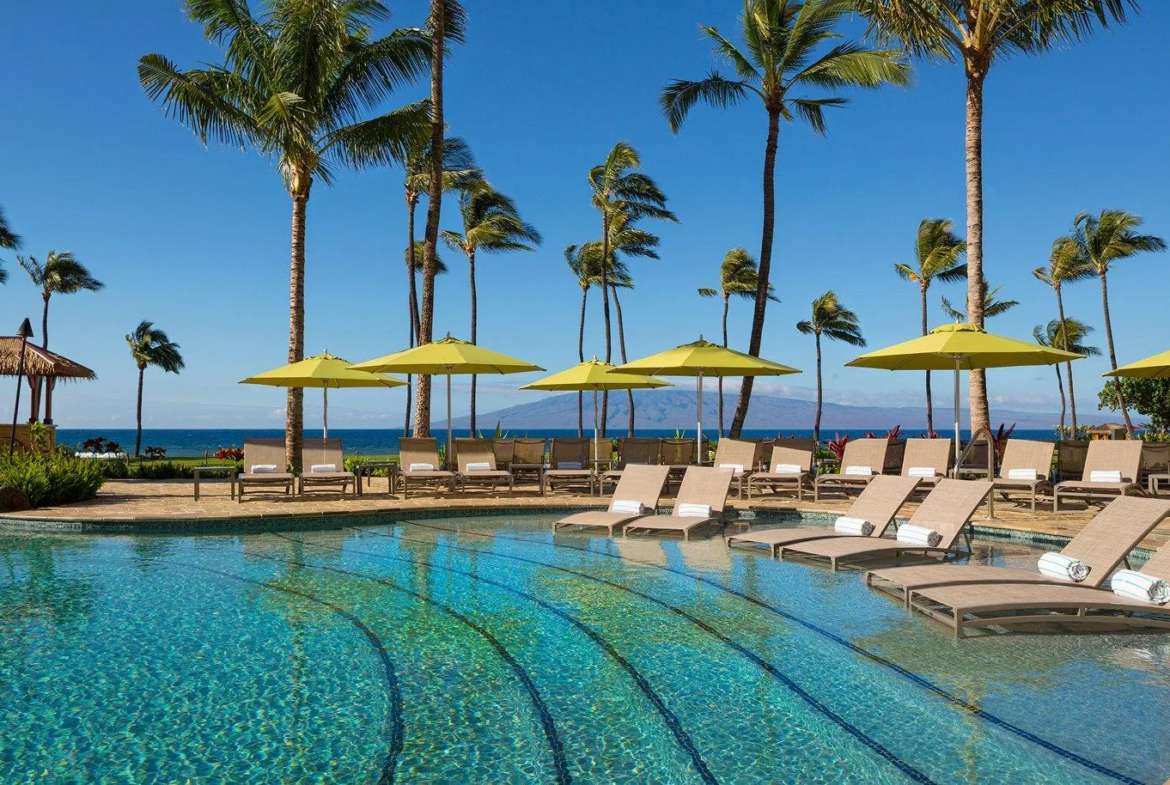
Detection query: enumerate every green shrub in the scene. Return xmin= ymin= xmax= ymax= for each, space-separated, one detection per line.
xmin=97 ymin=458 xmax=131 ymax=479
xmin=0 ymin=453 xmax=106 ymax=507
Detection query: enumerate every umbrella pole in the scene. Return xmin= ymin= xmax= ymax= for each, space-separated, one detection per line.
xmin=953 ymin=360 xmax=961 ymax=472
xmin=697 ymin=371 xmax=704 ymax=465
xmin=593 ymin=388 xmax=600 ymax=477
xmin=322 ymin=387 xmax=328 ymax=440
xmin=446 ymin=372 xmax=453 ymax=471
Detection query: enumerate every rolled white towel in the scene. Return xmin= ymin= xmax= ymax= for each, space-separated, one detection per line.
xmin=1111 ymin=570 xmax=1170 ymax=604
xmin=610 ymin=499 xmax=645 ymax=514
xmin=310 ymin=464 xmax=337 ymax=473
xmin=907 ymin=467 xmax=937 ymax=478
xmin=719 ymin=463 xmax=745 ymax=477
xmin=250 ymin=464 xmax=278 ymax=474
xmin=834 ymin=516 xmax=873 ymax=536
xmin=408 ymin=462 xmax=435 ymax=472
xmin=1037 ymin=552 xmax=1091 ymax=582
xmin=465 ymin=461 xmax=492 ymax=472
xmin=844 ymin=465 xmax=873 ymax=476
xmin=1007 ymin=468 xmax=1038 ymax=481
xmin=771 ymin=463 xmax=802 ymax=475
xmin=1089 ymin=470 xmax=1122 ymax=483
xmin=897 ymin=524 xmax=942 ymax=548
xmin=557 ymin=461 xmax=583 ymax=470
xmin=676 ymin=502 xmax=711 ymax=519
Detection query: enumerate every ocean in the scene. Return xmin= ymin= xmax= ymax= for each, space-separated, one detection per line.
xmin=55 ymin=427 xmax=1060 ymax=459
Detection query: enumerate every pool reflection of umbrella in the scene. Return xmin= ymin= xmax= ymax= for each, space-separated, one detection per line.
xmin=846 ymin=324 xmax=1083 ymax=468
xmin=615 ymin=337 xmax=800 ymax=463
xmin=350 ymin=335 xmax=543 ymax=468
xmin=240 ymin=352 xmax=405 ymax=439
xmin=521 ymin=358 xmax=672 ymax=466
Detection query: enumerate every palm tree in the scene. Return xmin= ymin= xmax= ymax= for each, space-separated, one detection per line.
xmin=588 ymin=142 xmax=676 ymax=434
xmin=0 ymin=206 xmax=20 ymax=283
xmin=893 ymin=218 xmax=966 ymax=434
xmin=607 ymin=259 xmax=638 ymax=435
xmin=402 ymin=242 xmax=449 ymax=433
xmin=797 ymin=291 xmax=866 ymax=446
xmin=1032 ymin=236 xmax=1095 ymax=431
xmin=415 ymin=0 xmax=467 ymax=439
xmin=1069 ymin=208 xmax=1166 ymax=435
xmin=565 ymin=243 xmax=601 ymax=436
xmin=698 ymin=248 xmax=778 ymax=435
xmin=442 ymin=184 xmax=541 ymax=432
xmin=856 ymin=0 xmax=1137 ymax=435
xmin=1034 ymin=318 xmax=1099 ymax=439
xmin=139 ymin=0 xmax=430 ymax=469
xmin=16 ymin=251 xmax=104 ymax=422
xmin=125 ymin=321 xmax=184 ymax=458
xmin=941 ymin=282 xmax=1017 ymax=321
xmin=662 ymin=0 xmax=908 ymax=437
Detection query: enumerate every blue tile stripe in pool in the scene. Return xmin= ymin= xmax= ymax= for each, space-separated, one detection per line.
xmin=393 ymin=518 xmax=1146 ymax=785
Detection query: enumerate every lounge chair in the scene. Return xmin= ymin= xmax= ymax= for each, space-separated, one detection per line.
xmin=814 ymin=438 xmax=890 ymax=500
xmin=989 ymin=439 xmax=1055 ymax=512
xmin=1056 ymin=440 xmax=1089 ymax=481
xmin=543 ymin=438 xmax=595 ymax=495
xmin=777 ymin=479 xmax=993 ymax=570
xmin=728 ymin=475 xmax=920 ymax=556
xmin=899 ymin=438 xmax=952 ymax=489
xmin=623 ymin=466 xmax=735 ymax=541
xmin=1053 ymin=440 xmax=1143 ymax=511
xmin=399 ymin=437 xmax=456 ymax=498
xmin=298 ymin=437 xmax=355 ymax=496
xmin=867 ymin=496 xmax=1170 ymax=606
xmin=237 ymin=438 xmax=295 ymax=502
xmin=746 ymin=445 xmax=815 ymax=501
xmin=509 ymin=437 xmax=546 ymax=489
xmin=454 ymin=438 xmax=514 ymax=495
xmin=554 ymin=464 xmax=671 ymax=534
xmin=599 ymin=437 xmax=661 ymax=491
xmin=492 ymin=438 xmax=515 ymax=469
xmin=710 ymin=438 xmax=760 ymax=499
xmin=906 ymin=535 xmax=1170 ymax=638
xmin=659 ymin=438 xmax=696 ymax=491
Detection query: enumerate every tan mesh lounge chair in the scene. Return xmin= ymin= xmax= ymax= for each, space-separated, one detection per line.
xmin=906 ymin=532 xmax=1170 ymax=638
xmin=600 ymin=437 xmax=662 ymax=491
xmin=710 ymin=438 xmax=759 ymax=499
xmin=746 ymin=445 xmax=815 ymax=500
xmin=988 ymin=439 xmax=1055 ymax=512
xmin=623 ymin=466 xmax=735 ymax=541
xmin=554 ymin=464 xmax=671 ymax=534
xmin=492 ymin=438 xmax=515 ymax=469
xmin=867 ymin=497 xmax=1170 ymax=606
xmin=455 ymin=438 xmax=514 ymax=495
xmin=659 ymin=438 xmax=697 ymax=491
xmin=509 ymin=437 xmax=546 ymax=488
xmin=237 ymin=438 xmax=295 ymax=502
xmin=400 ymin=437 xmax=456 ymax=498
xmin=298 ymin=438 xmax=355 ymax=496
xmin=900 ymin=438 xmax=952 ymax=489
xmin=814 ymin=438 xmax=890 ymax=500
xmin=778 ymin=479 xmax=993 ymax=570
xmin=1053 ymin=440 xmax=1143 ymax=511
xmin=543 ymin=438 xmax=594 ymax=495
xmin=729 ymin=475 xmax=920 ymax=556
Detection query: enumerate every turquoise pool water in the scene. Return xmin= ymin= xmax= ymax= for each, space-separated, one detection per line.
xmin=2 ymin=514 xmax=1168 ymax=784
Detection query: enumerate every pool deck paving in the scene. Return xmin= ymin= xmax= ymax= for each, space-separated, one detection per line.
xmin=3 ymin=477 xmax=1168 ymax=550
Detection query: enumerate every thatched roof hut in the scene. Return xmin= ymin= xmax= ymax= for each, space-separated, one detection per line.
xmin=0 ymin=337 xmax=96 ymax=382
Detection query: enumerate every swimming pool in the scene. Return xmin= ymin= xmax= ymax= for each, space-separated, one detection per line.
xmin=2 ymin=513 xmax=1167 ymax=784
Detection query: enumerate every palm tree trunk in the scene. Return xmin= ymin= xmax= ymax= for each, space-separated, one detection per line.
xmin=1099 ymin=270 xmax=1133 ymax=435
xmin=1055 ymin=286 xmax=1077 ymax=433
xmin=469 ymin=249 xmax=477 ymax=434
xmin=611 ymin=284 xmax=634 ymax=436
xmin=813 ymin=332 xmax=823 ymax=447
xmin=135 ymin=365 xmax=145 ymax=458
xmin=34 ymin=295 xmax=49 ymax=422
xmin=577 ymin=285 xmax=588 ymax=437
xmin=965 ymin=71 xmax=990 ymax=433
xmin=599 ymin=212 xmax=612 ymax=439
xmin=1054 ymin=363 xmax=1066 ymax=439
xmin=719 ymin=295 xmax=729 ymax=436
xmin=404 ymin=194 xmax=418 ymax=438
xmin=729 ymin=109 xmax=780 ymax=437
xmin=286 ymin=179 xmax=310 ymax=471
xmin=921 ymin=284 xmax=932 ymax=435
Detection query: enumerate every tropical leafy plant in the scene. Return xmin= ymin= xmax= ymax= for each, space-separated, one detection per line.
xmin=797 ymin=291 xmax=867 ymax=446
xmin=126 ymin=321 xmax=185 ymax=458
xmin=1099 ymin=377 xmax=1170 ymax=432
xmin=0 ymin=452 xmax=105 ymax=507
xmin=0 ymin=205 xmax=20 ymax=282
xmin=826 ymin=433 xmax=849 ymax=461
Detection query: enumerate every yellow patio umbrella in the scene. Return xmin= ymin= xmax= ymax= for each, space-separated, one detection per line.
xmin=1105 ymin=350 xmax=1170 ymax=379
xmin=240 ymin=352 xmax=405 ymax=439
xmin=350 ymin=334 xmax=543 ymax=467
xmin=520 ymin=358 xmax=673 ymax=466
xmin=615 ymin=337 xmax=801 ymax=463
xmin=846 ymin=323 xmax=1084 ymax=466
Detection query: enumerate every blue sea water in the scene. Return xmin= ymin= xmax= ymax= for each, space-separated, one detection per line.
xmin=55 ymin=428 xmax=1059 ymax=458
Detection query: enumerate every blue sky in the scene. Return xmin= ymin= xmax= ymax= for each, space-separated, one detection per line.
xmin=2 ymin=1 xmax=1168 ymax=430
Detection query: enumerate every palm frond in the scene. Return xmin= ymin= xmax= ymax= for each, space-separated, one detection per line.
xmin=138 ymin=54 xmax=259 ymax=148
xmin=126 ymin=320 xmax=185 ymax=373
xmin=324 ymin=28 xmax=430 ymax=121
xmin=0 ymin=205 xmax=21 ymax=250
xmin=659 ymin=74 xmax=753 ymax=133
xmin=323 ymin=99 xmax=430 ymax=170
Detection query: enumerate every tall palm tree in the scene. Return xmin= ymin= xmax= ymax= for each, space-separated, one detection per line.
xmin=0 ymin=206 xmax=20 ymax=283
xmin=415 ymin=0 xmax=467 ymax=438
xmin=1034 ymin=317 xmax=1099 ymax=439
xmin=587 ymin=142 xmax=676 ymax=435
xmin=698 ymin=248 xmax=778 ymax=435
xmin=893 ymin=218 xmax=966 ymax=434
xmin=1070 ymin=208 xmax=1166 ymax=435
xmin=16 ymin=251 xmax=104 ymax=422
xmin=662 ymin=0 xmax=908 ymax=437
xmin=565 ymin=243 xmax=601 ymax=436
xmin=125 ymin=321 xmax=184 ymax=458
xmin=442 ymin=184 xmax=541 ymax=432
xmin=1032 ymin=236 xmax=1095 ymax=431
xmin=139 ymin=0 xmax=431 ymax=469
xmin=402 ymin=242 xmax=449 ymax=433
xmin=941 ymin=282 xmax=1017 ymax=321
xmin=797 ymin=291 xmax=866 ymax=446
xmin=607 ymin=259 xmax=638 ymax=435
xmin=856 ymin=0 xmax=1137 ymax=435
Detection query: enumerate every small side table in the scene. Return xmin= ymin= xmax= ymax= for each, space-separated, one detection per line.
xmin=355 ymin=460 xmax=399 ymax=496
xmin=509 ymin=463 xmax=545 ymax=495
xmin=1149 ymin=473 xmax=1170 ymax=496
xmin=193 ymin=466 xmax=237 ymax=501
